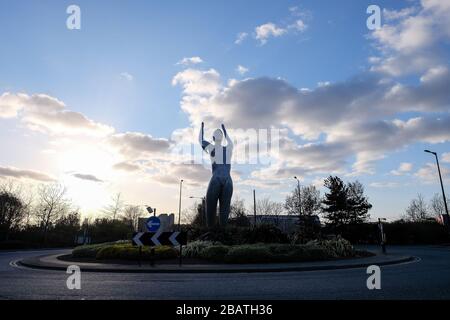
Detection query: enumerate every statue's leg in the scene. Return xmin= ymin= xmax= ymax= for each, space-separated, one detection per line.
xmin=206 ymin=177 xmax=220 ymax=228
xmin=218 ymin=177 xmax=233 ymax=227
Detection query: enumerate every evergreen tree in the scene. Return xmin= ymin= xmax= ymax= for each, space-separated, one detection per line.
xmin=321 ymin=176 xmax=348 ymax=228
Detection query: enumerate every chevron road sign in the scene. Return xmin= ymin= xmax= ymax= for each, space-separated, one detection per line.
xmin=132 ymin=231 xmax=187 ymax=247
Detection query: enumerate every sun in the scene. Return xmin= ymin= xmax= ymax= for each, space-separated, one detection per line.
xmin=55 ymin=141 xmax=119 ymax=213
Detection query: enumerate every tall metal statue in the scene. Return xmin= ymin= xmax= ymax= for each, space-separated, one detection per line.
xmin=199 ymin=122 xmax=233 ymax=227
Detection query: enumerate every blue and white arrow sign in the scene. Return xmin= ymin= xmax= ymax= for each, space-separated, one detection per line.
xmin=146 ymin=216 xmax=161 ymax=232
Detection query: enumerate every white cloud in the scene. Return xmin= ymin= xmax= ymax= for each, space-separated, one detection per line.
xmin=415 ymin=162 xmax=450 ymax=184
xmin=383 ymin=7 xmax=419 ymax=22
xmin=172 ymin=68 xmax=221 ymax=97
xmin=369 ymin=182 xmax=401 ymax=188
xmin=176 ymin=56 xmax=204 ymax=66
xmin=236 ymin=65 xmax=249 ymax=75
xmin=120 ymin=72 xmax=134 ymax=81
xmin=390 ymin=162 xmax=413 ymax=175
xmin=255 ymin=23 xmax=287 ymax=44
xmin=0 ymin=92 xmax=27 ymax=118
xmin=0 ymin=92 xmax=115 ymax=137
xmin=369 ymin=1 xmax=450 ymax=76
xmin=172 ymin=62 xmax=450 ymax=178
xmin=289 ymin=19 xmax=308 ymax=32
xmin=235 ymin=32 xmax=248 ymax=45
xmin=442 ymin=153 xmax=450 ymax=163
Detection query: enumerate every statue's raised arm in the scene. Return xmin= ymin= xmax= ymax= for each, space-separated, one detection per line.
xmin=221 ymin=124 xmax=233 ymax=150
xmin=199 ymin=122 xmax=213 ymax=153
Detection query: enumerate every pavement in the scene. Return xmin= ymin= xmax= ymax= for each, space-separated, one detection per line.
xmin=19 ymin=250 xmax=414 ymax=273
xmin=1 ymin=245 xmax=450 ymax=299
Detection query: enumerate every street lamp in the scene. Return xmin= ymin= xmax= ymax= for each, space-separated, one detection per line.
xmin=294 ymin=176 xmax=302 ymax=216
xmin=146 ymin=206 xmax=156 ymax=217
xmin=378 ymin=218 xmax=387 ymax=254
xmin=178 ymin=179 xmax=184 ymax=231
xmin=424 ymin=150 xmax=449 ymax=227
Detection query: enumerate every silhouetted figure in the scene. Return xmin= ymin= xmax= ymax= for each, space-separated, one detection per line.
xmin=199 ymin=122 xmax=233 ymax=227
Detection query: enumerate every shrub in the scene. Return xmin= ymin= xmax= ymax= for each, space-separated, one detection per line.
xmin=225 ymin=245 xmax=272 ymax=263
xmin=306 ymin=237 xmax=354 ymax=258
xmin=73 ymin=242 xmax=178 ymax=260
xmin=244 ymin=224 xmax=289 ymax=244
xmin=72 ymin=242 xmax=115 ymax=258
xmin=182 ymin=240 xmax=219 ymax=258
xmin=200 ymin=245 xmax=229 ymax=262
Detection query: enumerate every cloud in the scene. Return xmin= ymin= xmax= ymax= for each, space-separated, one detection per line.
xmin=72 ymin=173 xmax=104 ymax=183
xmin=369 ymin=1 xmax=450 ymax=76
xmin=112 ymin=161 xmax=142 ymax=172
xmin=120 ymin=72 xmax=134 ymax=81
xmin=442 ymin=153 xmax=450 ymax=164
xmin=288 ymin=19 xmax=308 ymax=32
xmin=390 ymin=162 xmax=413 ymax=175
xmin=172 ymin=68 xmax=221 ymax=97
xmin=255 ymin=23 xmax=287 ymax=44
xmin=0 ymin=166 xmax=55 ymax=182
xmin=0 ymin=92 xmax=114 ymax=137
xmin=109 ymin=132 xmax=172 ymax=159
xmin=415 ymin=162 xmax=450 ymax=184
xmin=236 ymin=65 xmax=249 ymax=75
xmin=369 ymin=182 xmax=401 ymax=188
xmin=0 ymin=92 xmax=27 ymax=118
xmin=235 ymin=32 xmax=248 ymax=45
xmin=383 ymin=7 xmax=419 ymax=21
xmin=172 ymin=60 xmax=450 ymax=177
xmin=176 ymin=56 xmax=204 ymax=66
xmin=152 ymin=163 xmax=211 ymax=187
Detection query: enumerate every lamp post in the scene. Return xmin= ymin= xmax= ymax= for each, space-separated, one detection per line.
xmin=178 ymin=179 xmax=184 ymax=231
xmin=146 ymin=206 xmax=156 ymax=217
xmin=424 ymin=150 xmax=449 ymax=227
xmin=294 ymin=176 xmax=302 ymax=216
xmin=378 ymin=218 xmax=387 ymax=254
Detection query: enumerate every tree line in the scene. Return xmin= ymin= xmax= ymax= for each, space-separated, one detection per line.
xmin=0 ymin=180 xmax=146 ymax=247
xmin=186 ymin=176 xmax=373 ymax=230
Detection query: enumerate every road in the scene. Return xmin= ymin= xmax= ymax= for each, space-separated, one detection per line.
xmin=0 ymin=246 xmax=449 ymax=300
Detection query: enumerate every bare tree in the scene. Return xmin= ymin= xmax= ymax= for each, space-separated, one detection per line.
xmin=429 ymin=193 xmax=449 ymax=217
xmin=285 ymin=184 xmax=321 ymax=216
xmin=184 ymin=202 xmax=204 ymax=226
xmin=35 ymin=183 xmax=71 ymax=243
xmin=103 ymin=193 xmax=124 ymax=220
xmin=404 ymin=194 xmax=430 ymax=222
xmin=256 ymin=197 xmax=272 ymax=216
xmin=229 ymin=197 xmax=250 ymax=226
xmin=256 ymin=197 xmax=285 ymax=224
xmin=122 ymin=205 xmax=144 ymax=231
xmin=230 ymin=196 xmax=247 ymax=219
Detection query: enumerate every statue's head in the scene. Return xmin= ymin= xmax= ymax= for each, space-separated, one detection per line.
xmin=213 ymin=129 xmax=223 ymax=143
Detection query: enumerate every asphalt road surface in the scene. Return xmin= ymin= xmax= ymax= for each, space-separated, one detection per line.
xmin=0 ymin=246 xmax=449 ymax=300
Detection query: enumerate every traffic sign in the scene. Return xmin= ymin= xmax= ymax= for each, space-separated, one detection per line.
xmin=132 ymin=231 xmax=187 ymax=247
xmin=146 ymin=217 xmax=161 ymax=232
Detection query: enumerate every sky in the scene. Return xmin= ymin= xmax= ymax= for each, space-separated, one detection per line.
xmin=0 ymin=0 xmax=449 ymax=221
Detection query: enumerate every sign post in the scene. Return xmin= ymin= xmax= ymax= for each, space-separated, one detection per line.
xmin=132 ymin=231 xmax=188 ymax=266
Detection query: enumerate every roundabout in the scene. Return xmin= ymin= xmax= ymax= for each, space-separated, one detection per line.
xmin=18 ymin=248 xmax=415 ymax=273
xmin=1 ymin=246 xmax=449 ymax=299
